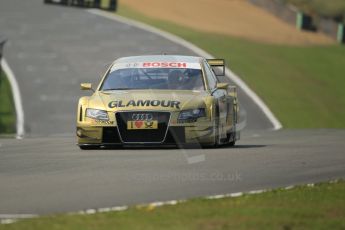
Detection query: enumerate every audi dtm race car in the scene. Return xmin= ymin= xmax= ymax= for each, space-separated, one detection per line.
xmin=76 ymin=55 xmax=239 ymax=149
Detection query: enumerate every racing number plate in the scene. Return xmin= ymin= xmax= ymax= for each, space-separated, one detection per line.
xmin=127 ymin=120 xmax=158 ymax=130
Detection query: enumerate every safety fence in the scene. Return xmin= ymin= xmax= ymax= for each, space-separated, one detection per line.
xmin=248 ymin=0 xmax=345 ymax=44
xmin=44 ymin=0 xmax=118 ymax=11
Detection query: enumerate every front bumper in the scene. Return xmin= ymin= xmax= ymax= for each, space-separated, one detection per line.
xmin=77 ymin=123 xmax=214 ymax=146
xmin=77 ymin=110 xmax=215 ymax=146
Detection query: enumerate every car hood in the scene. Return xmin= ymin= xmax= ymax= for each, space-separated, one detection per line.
xmin=88 ymin=90 xmax=210 ymax=112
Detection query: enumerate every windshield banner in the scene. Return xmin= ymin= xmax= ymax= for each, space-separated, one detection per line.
xmin=111 ymin=62 xmax=201 ymax=71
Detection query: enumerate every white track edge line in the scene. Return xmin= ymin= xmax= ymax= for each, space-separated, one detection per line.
xmin=0 ymin=180 xmax=340 ymax=225
xmin=0 ymin=214 xmax=37 ymax=225
xmin=1 ymin=59 xmax=25 ymax=138
xmin=87 ymin=9 xmax=282 ymax=130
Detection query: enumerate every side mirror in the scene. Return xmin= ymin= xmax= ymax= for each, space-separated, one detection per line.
xmin=216 ymin=83 xmax=229 ymax=90
xmin=80 ymin=83 xmax=94 ymax=91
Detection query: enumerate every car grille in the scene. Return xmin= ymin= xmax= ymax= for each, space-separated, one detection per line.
xmin=164 ymin=127 xmax=186 ymax=144
xmin=102 ymin=127 xmax=121 ymax=144
xmin=115 ymin=112 xmax=170 ymax=143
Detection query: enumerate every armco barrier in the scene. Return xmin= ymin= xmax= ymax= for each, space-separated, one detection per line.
xmin=247 ymin=0 xmax=344 ymax=44
xmin=318 ymin=18 xmax=345 ymax=43
xmin=44 ymin=0 xmax=117 ymax=11
xmin=248 ymin=0 xmax=298 ymax=27
xmin=248 ymin=0 xmax=316 ymax=30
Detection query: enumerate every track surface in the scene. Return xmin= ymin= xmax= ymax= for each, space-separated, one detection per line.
xmin=1 ymin=130 xmax=345 ymax=215
xmin=1 ymin=0 xmax=345 ymax=216
xmin=0 ymin=0 xmax=271 ymax=137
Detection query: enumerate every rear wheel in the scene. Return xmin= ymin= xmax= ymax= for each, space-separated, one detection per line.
xmin=228 ymin=142 xmax=235 ymax=147
xmin=226 ymin=107 xmax=237 ymax=147
xmin=227 ymin=132 xmax=236 ymax=147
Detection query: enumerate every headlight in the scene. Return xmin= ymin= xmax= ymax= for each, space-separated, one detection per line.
xmin=86 ymin=109 xmax=109 ymax=121
xmin=178 ymin=108 xmax=206 ymax=122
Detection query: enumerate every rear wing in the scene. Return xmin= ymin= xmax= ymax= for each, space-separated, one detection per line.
xmin=207 ymin=59 xmax=225 ymax=76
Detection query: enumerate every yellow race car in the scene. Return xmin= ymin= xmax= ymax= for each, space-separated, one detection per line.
xmin=76 ymin=55 xmax=239 ymax=149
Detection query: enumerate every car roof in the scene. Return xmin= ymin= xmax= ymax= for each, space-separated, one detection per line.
xmin=114 ymin=55 xmax=204 ymax=64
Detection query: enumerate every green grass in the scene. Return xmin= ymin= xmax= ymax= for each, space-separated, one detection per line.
xmin=2 ymin=181 xmax=345 ymax=230
xmin=117 ymin=5 xmax=345 ymax=128
xmin=0 ymin=71 xmax=15 ymax=134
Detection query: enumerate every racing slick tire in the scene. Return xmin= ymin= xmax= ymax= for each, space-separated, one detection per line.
xmin=79 ymin=145 xmax=100 ymax=150
xmin=226 ymin=133 xmax=236 ymax=147
xmin=225 ymin=107 xmax=237 ymax=147
xmin=213 ymin=106 xmax=222 ymax=147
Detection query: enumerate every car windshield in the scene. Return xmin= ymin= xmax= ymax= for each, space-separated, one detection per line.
xmin=101 ymin=67 xmax=205 ymax=91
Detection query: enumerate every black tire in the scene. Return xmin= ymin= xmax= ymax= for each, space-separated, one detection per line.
xmin=226 ymin=107 xmax=237 ymax=147
xmin=228 ymin=136 xmax=236 ymax=147
xmin=79 ymin=145 xmax=100 ymax=150
xmin=225 ymin=131 xmax=235 ymax=147
xmin=213 ymin=106 xmax=221 ymax=147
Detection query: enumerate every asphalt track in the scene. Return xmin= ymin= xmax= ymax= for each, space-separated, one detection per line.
xmin=1 ymin=0 xmax=345 ymax=217
xmin=0 ymin=130 xmax=344 ymax=215
xmin=0 ymin=0 xmax=271 ymax=137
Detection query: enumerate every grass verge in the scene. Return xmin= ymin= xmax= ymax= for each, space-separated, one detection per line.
xmin=1 ymin=181 xmax=345 ymax=230
xmin=117 ymin=5 xmax=345 ymax=128
xmin=0 ymin=70 xmax=15 ymax=134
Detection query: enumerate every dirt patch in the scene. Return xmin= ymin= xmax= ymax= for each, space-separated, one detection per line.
xmin=120 ymin=0 xmax=334 ymax=45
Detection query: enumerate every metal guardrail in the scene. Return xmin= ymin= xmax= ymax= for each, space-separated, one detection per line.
xmin=44 ymin=0 xmax=118 ymax=11
xmin=0 ymin=36 xmax=7 ymax=77
xmin=248 ymin=0 xmax=345 ymax=44
xmin=249 ymin=0 xmax=298 ymax=27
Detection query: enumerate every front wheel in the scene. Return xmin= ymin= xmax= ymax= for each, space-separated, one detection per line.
xmin=228 ymin=140 xmax=235 ymax=146
xmin=226 ymin=132 xmax=236 ymax=147
xmin=213 ymin=106 xmax=221 ymax=147
xmin=78 ymin=145 xmax=100 ymax=150
xmin=227 ymin=105 xmax=237 ymax=147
